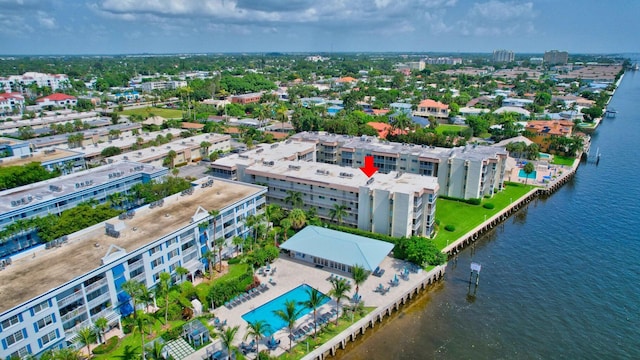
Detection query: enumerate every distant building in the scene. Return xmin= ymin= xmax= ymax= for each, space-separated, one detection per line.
xmin=230 ymin=92 xmax=262 ymax=105
xmin=529 ymin=57 xmax=544 ymax=65
xmin=544 ymin=50 xmax=569 ymax=65
xmin=493 ymin=49 xmax=515 ymax=63
xmin=0 ymin=72 xmax=69 ymax=93
xmin=389 ymin=102 xmax=413 ymax=115
xmin=0 ymin=92 xmax=25 ymax=115
xmin=525 ymin=120 xmax=574 ymax=151
xmin=407 ymin=61 xmax=425 ymax=71
xmin=35 ymin=94 xmax=77 ymax=109
xmin=413 ymin=99 xmax=449 ymax=119
xmin=140 ymin=80 xmax=187 ymax=93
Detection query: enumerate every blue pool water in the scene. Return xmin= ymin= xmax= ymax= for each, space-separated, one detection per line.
xmin=242 ymin=284 xmax=330 ymax=335
xmin=518 ymin=169 xmax=537 ymax=179
xmin=539 ymin=152 xmax=551 ymax=159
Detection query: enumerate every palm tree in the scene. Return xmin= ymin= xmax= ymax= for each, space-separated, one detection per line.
xmin=166 ymin=150 xmax=177 ymax=168
xmin=40 ymin=347 xmax=82 ymax=360
xmin=272 ymin=299 xmax=303 ymax=352
xmin=523 ymin=162 xmax=535 ymax=185
xmin=203 ymin=250 xmax=216 ymax=278
xmin=245 ymin=320 xmax=271 ymax=359
xmin=94 ymin=317 xmax=108 ymax=344
xmin=280 ymin=218 xmax=292 ymax=240
xmin=176 ymin=266 xmax=189 ymax=283
xmin=328 ymin=278 xmax=352 ymax=325
xmin=200 ymin=141 xmax=212 ymax=158
xmin=232 ymin=236 xmax=244 ymax=256
xmin=106 ymin=192 xmax=124 ymax=210
xmin=76 ymin=326 xmax=96 ymax=357
xmin=245 ymin=213 xmax=264 ymax=250
xmin=134 ymin=312 xmax=154 ymax=360
xmin=287 ymin=209 xmax=307 ymax=230
xmin=299 ymin=287 xmax=325 ymax=339
xmin=391 ymin=112 xmax=412 ymax=133
xmin=146 ymin=340 xmax=166 ymax=360
xmin=121 ymin=279 xmax=144 ymax=319
xmin=219 ymin=325 xmax=240 ymax=360
xmin=351 ymin=264 xmax=368 ymax=300
xmin=265 ymin=204 xmax=284 ymax=226
xmin=157 ymin=272 xmax=171 ymax=324
xmin=329 ymin=204 xmax=348 ymax=225
xmin=284 ymin=191 xmax=303 ymax=208
xmin=209 ymin=209 xmax=222 ymax=271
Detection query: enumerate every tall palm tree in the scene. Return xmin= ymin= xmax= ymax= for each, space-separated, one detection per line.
xmin=157 ymin=272 xmax=172 ymax=324
xmin=523 ymin=162 xmax=535 ymax=185
xmin=203 ymin=250 xmax=216 ymax=279
xmin=284 ymin=191 xmax=303 ymax=208
xmin=176 ymin=266 xmax=189 ymax=283
xmin=106 ymin=192 xmax=124 ymax=210
xmin=166 ymin=150 xmax=177 ymax=168
xmin=245 ymin=320 xmax=271 ymax=359
xmin=329 ymin=204 xmax=348 ymax=225
xmin=219 ymin=325 xmax=240 ymax=360
xmin=134 ymin=312 xmax=154 ymax=360
xmin=391 ymin=112 xmax=412 ymax=133
xmin=94 ymin=317 xmax=108 ymax=344
xmin=351 ymin=264 xmax=368 ymax=300
xmin=232 ymin=236 xmax=244 ymax=256
xmin=121 ymin=280 xmax=144 ymax=320
xmin=40 ymin=347 xmax=82 ymax=360
xmin=272 ymin=299 xmax=303 ymax=352
xmin=299 ymin=287 xmax=325 ymax=339
xmin=287 ymin=209 xmax=307 ymax=230
xmin=328 ymin=278 xmax=352 ymax=325
xmin=200 ymin=141 xmax=212 ymax=158
xmin=280 ymin=218 xmax=292 ymax=240
xmin=265 ymin=204 xmax=284 ymax=226
xmin=77 ymin=326 xmax=96 ymax=357
xmin=208 ymin=209 xmax=222 ymax=270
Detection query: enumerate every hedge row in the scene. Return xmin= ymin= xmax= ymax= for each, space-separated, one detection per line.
xmin=439 ymin=195 xmax=482 ymax=205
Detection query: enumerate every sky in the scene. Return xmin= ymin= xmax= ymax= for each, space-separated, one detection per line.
xmin=0 ymin=0 xmax=638 ymax=55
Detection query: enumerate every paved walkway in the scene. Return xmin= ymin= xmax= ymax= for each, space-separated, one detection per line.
xmin=184 ymin=255 xmax=422 ymax=359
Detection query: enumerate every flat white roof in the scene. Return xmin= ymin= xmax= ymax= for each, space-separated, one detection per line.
xmin=0 ymin=161 xmax=165 ymax=214
xmin=247 ymin=160 xmax=438 ymax=194
xmin=0 ymin=178 xmax=265 ymax=312
xmin=212 ymin=141 xmax=316 ymax=169
xmin=108 ymin=133 xmax=230 ymax=163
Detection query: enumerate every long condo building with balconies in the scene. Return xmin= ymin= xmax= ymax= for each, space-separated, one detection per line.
xmin=245 ymin=161 xmax=438 ymax=238
xmin=0 ymin=177 xmax=266 ymax=359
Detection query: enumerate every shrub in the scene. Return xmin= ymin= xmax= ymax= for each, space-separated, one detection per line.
xmin=227 ymin=258 xmax=241 ymax=265
xmin=92 ymin=336 xmax=119 ymax=354
xmin=435 ymin=219 xmax=441 ymax=226
xmin=483 ymin=203 xmax=495 ymax=209
xmin=444 ymin=224 xmax=456 ymax=232
xmin=467 ymin=198 xmax=481 ymax=205
xmin=161 ymin=326 xmax=183 ymax=341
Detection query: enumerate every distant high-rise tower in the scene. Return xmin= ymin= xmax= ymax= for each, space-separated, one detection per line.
xmin=544 ymin=50 xmax=569 ymax=65
xmin=493 ymin=49 xmax=515 ymax=63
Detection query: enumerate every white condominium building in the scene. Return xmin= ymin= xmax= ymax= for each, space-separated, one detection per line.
xmin=291 ymin=132 xmax=508 ymax=200
xmin=246 ymin=161 xmax=439 ymax=238
xmin=0 ymin=178 xmax=266 ymax=359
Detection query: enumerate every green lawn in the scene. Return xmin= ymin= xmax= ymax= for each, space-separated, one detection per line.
xmin=277 ymin=307 xmax=375 ymax=360
xmin=435 ymin=124 xmax=468 ymax=134
xmin=432 ymin=183 xmax=536 ymax=250
xmin=121 ymin=107 xmax=184 ymax=119
xmin=552 ymin=155 xmax=576 ymax=166
xmin=94 ymin=318 xmax=187 ymax=360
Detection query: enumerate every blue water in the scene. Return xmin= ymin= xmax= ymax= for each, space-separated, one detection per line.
xmin=539 ymin=153 xmax=551 ymax=159
xmin=518 ymin=169 xmax=537 ymax=178
xmin=242 ymin=284 xmax=330 ymax=335
xmin=339 ymin=68 xmax=640 ymax=359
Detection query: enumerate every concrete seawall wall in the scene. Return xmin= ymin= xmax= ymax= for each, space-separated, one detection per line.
xmin=303 ymin=264 xmax=446 ymax=360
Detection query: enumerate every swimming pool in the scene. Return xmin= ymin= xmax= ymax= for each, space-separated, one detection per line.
xmin=539 ymin=153 xmax=551 ymax=159
xmin=242 ymin=284 xmax=330 ymax=335
xmin=518 ymin=169 xmax=537 ymax=179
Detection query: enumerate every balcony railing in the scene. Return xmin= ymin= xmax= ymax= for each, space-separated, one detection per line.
xmin=57 ymin=292 xmax=83 ymax=308
xmin=83 ymin=277 xmax=107 ymax=293
xmin=87 ymin=292 xmax=111 ymax=308
xmin=61 ymin=307 xmax=86 ymax=323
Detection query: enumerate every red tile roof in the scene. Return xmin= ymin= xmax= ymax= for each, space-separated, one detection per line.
xmin=36 ymin=93 xmax=76 ymax=102
xmin=336 ymin=76 xmax=357 ymax=83
xmin=418 ymin=99 xmax=449 ymax=110
xmin=0 ymin=92 xmax=24 ymax=101
xmin=367 ymin=122 xmax=405 ymax=139
xmin=181 ymin=122 xmax=205 ymax=130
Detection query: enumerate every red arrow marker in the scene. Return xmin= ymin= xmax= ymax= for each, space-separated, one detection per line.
xmin=360 ymin=156 xmax=379 ymax=178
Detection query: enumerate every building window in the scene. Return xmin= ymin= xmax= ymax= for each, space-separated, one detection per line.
xmin=5 ymin=329 xmax=25 ymax=346
xmin=40 ymin=330 xmax=57 ymax=346
xmin=150 ymin=257 xmax=163 ymax=269
xmin=32 ymin=300 xmax=50 ymax=314
xmin=9 ymin=346 xmax=29 ymax=358
xmin=36 ymin=315 xmax=54 ymax=331
xmin=1 ymin=315 xmax=20 ymax=330
xmin=149 ymin=244 xmax=162 ymax=255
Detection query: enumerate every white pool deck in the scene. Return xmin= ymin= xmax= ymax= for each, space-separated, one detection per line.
xmin=184 ymin=255 xmax=427 ymax=359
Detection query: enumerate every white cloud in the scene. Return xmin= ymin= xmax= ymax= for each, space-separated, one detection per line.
xmin=37 ymin=11 xmax=57 ymax=29
xmin=457 ymin=0 xmax=537 ymax=37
